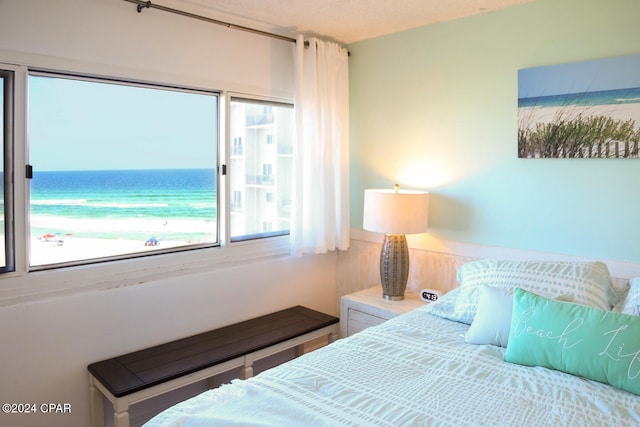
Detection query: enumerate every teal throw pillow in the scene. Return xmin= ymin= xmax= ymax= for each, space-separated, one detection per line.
xmin=505 ymin=287 xmax=640 ymax=396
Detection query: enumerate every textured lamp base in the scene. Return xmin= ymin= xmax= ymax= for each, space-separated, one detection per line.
xmin=379 ymin=234 xmax=409 ymax=300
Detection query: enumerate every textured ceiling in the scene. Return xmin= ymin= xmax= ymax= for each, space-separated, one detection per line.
xmin=166 ymin=0 xmax=536 ymax=44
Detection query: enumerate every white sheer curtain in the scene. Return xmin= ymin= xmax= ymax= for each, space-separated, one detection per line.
xmin=290 ymin=35 xmax=350 ymax=255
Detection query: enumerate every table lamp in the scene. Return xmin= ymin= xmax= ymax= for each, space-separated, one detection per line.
xmin=363 ymin=185 xmax=429 ymax=300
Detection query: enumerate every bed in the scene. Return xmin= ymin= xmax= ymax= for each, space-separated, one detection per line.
xmin=144 ymin=260 xmax=640 ymax=426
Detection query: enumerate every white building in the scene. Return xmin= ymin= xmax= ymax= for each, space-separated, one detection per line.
xmin=229 ymin=101 xmax=293 ymax=239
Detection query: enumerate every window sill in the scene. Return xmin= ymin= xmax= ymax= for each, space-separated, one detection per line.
xmin=0 ymin=235 xmax=291 ymax=307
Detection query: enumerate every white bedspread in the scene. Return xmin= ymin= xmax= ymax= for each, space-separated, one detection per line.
xmin=145 ymin=305 xmax=640 ymax=426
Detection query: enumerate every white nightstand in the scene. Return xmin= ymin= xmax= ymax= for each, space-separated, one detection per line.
xmin=340 ymin=286 xmax=427 ymax=337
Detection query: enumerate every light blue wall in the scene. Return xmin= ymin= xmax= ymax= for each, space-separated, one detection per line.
xmin=348 ymin=0 xmax=640 ymax=263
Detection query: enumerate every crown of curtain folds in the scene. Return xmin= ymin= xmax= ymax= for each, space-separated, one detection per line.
xmin=290 ymin=36 xmax=350 ymax=255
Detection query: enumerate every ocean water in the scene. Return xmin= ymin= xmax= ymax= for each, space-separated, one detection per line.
xmin=519 ymin=86 xmax=640 ymax=108
xmin=30 ymin=168 xmax=217 ymax=243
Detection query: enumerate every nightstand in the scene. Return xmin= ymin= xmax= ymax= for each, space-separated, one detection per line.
xmin=340 ymin=286 xmax=426 ymax=337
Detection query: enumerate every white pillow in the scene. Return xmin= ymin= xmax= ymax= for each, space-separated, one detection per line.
xmin=453 ymin=259 xmax=614 ymax=324
xmin=465 ymin=285 xmax=576 ymax=347
xmin=465 ymin=285 xmax=513 ymax=346
xmin=617 ymin=277 xmax=640 ymax=316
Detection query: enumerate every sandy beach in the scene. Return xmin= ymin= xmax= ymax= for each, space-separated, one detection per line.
xmin=519 ymin=102 xmax=640 ymax=128
xmin=29 ymin=235 xmax=191 ymax=266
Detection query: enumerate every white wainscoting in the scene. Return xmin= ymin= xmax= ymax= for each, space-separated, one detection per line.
xmin=338 ymin=229 xmax=640 ymax=305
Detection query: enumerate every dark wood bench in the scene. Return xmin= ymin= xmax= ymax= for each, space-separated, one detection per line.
xmin=88 ymin=306 xmax=339 ymax=427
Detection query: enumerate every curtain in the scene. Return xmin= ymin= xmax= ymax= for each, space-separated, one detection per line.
xmin=290 ymin=35 xmax=350 ymax=255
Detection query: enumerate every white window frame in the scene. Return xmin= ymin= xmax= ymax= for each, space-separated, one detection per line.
xmin=224 ymin=93 xmax=294 ymax=244
xmin=0 ymin=64 xmax=292 ymax=306
xmin=0 ymin=68 xmax=15 ymax=273
xmin=26 ymin=70 xmax=222 ymax=270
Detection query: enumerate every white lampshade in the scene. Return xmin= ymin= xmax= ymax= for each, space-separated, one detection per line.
xmin=363 ymin=189 xmax=429 ymax=235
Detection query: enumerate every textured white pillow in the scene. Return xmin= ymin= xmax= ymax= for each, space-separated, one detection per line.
xmin=453 ymin=259 xmax=614 ymax=324
xmin=465 ymin=285 xmax=513 ymax=346
xmin=465 ymin=285 xmax=575 ymax=347
xmin=618 ymin=277 xmax=640 ymax=316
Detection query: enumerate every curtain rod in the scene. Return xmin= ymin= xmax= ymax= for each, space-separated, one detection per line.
xmin=123 ymin=0 xmax=302 ymax=45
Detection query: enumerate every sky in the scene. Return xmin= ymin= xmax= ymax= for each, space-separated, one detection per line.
xmin=28 ymin=75 xmax=218 ymax=171
xmin=518 ymin=53 xmax=640 ymax=99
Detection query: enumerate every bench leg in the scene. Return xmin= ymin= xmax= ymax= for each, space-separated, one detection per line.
xmin=240 ymin=363 xmax=253 ymax=379
xmin=114 ymin=411 xmax=130 ymax=427
xmin=113 ymin=399 xmax=130 ymax=427
xmin=89 ymin=376 xmax=104 ymax=427
xmin=207 ymin=376 xmax=217 ymax=389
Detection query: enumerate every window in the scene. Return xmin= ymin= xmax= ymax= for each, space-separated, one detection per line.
xmin=262 ymin=163 xmax=273 ymax=183
xmin=28 ymin=73 xmax=219 ymax=268
xmin=232 ymin=190 xmax=242 ymax=211
xmin=229 ymin=97 xmax=293 ymax=241
xmin=0 ymin=70 xmax=14 ymax=271
xmin=232 ymin=137 xmax=243 ymax=156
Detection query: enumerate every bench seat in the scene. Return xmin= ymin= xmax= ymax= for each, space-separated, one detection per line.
xmin=88 ymin=306 xmax=339 ymax=427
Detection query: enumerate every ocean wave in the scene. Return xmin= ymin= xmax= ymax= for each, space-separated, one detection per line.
xmin=28 ymin=170 xmax=218 ymax=240
xmin=30 ymin=199 xmax=170 ymax=209
xmin=188 ymin=202 xmax=217 ymax=209
xmin=88 ymin=202 xmax=169 ymax=209
xmin=31 ymin=199 xmax=88 ymax=206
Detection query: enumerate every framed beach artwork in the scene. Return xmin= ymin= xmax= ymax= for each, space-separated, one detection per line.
xmin=518 ymin=54 xmax=640 ymax=159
